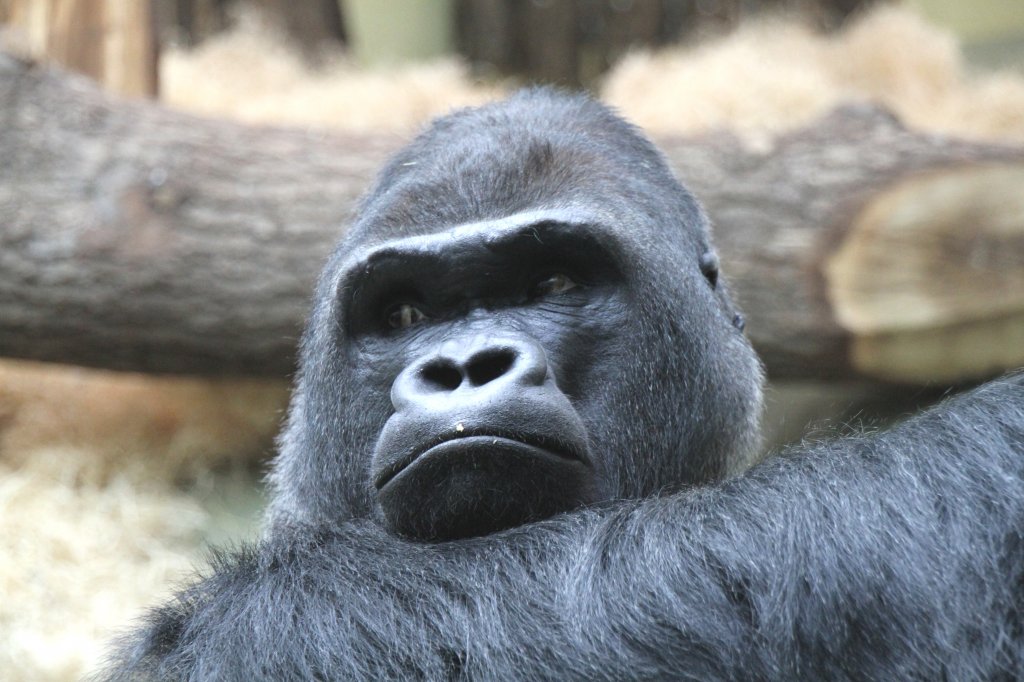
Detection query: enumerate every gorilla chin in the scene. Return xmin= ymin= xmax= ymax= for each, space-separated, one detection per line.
xmin=376 ymin=435 xmax=597 ymax=541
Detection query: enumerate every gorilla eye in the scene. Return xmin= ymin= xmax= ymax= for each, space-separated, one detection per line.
xmin=531 ymin=273 xmax=577 ymax=298
xmin=386 ymin=303 xmax=428 ymax=329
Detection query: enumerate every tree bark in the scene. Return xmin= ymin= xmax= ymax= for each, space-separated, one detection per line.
xmin=1 ymin=54 xmax=1022 ymax=382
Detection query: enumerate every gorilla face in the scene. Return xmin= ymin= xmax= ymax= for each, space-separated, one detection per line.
xmin=346 ymin=214 xmax=624 ymax=539
xmin=269 ymin=90 xmax=764 ymax=541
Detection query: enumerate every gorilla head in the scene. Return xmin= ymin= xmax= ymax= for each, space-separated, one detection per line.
xmin=269 ymin=90 xmax=764 ymax=541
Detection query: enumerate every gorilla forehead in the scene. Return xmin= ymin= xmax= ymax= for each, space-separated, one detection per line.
xmin=344 ymin=89 xmax=709 ymax=253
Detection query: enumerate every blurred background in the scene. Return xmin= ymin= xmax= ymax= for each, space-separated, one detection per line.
xmin=0 ymin=0 xmax=1022 ymax=679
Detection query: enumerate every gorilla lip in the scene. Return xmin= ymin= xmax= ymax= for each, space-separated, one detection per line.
xmin=373 ymin=432 xmax=584 ymax=491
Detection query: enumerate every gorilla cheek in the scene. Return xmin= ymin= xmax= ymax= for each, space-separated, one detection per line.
xmin=369 ymin=332 xmax=606 ymax=541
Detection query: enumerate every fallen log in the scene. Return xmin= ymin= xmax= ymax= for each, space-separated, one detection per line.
xmin=1 ymin=53 xmax=1022 ymax=383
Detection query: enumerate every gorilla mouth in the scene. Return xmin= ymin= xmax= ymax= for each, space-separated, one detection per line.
xmin=374 ymin=432 xmax=584 ymax=491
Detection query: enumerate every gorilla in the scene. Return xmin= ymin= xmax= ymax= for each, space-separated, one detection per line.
xmin=104 ymin=89 xmax=1024 ymax=680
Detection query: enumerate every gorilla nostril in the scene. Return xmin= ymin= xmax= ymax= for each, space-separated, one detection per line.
xmin=466 ymin=349 xmax=515 ymax=387
xmin=420 ymin=361 xmax=463 ymax=392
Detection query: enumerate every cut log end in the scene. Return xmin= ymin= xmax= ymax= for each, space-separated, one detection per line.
xmin=826 ymin=163 xmax=1024 ymax=382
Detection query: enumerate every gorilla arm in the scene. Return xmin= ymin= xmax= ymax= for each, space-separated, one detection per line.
xmin=104 ymin=373 xmax=1024 ymax=680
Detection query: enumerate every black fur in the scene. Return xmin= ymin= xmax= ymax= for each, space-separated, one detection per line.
xmin=102 ymin=90 xmax=1024 ymax=680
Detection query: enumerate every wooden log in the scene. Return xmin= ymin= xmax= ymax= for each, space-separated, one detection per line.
xmin=1 ymin=54 xmax=1022 ymax=383
xmin=825 ymin=164 xmax=1024 ymax=382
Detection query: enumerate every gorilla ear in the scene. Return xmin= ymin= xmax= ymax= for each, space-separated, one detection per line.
xmin=698 ymin=250 xmax=744 ymax=332
xmin=699 ymin=251 xmax=720 ymax=289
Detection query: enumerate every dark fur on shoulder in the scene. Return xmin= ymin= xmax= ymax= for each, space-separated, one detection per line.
xmin=100 ymin=90 xmax=1024 ymax=681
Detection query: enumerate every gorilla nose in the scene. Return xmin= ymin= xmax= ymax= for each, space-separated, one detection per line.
xmin=391 ymin=335 xmax=549 ymax=411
